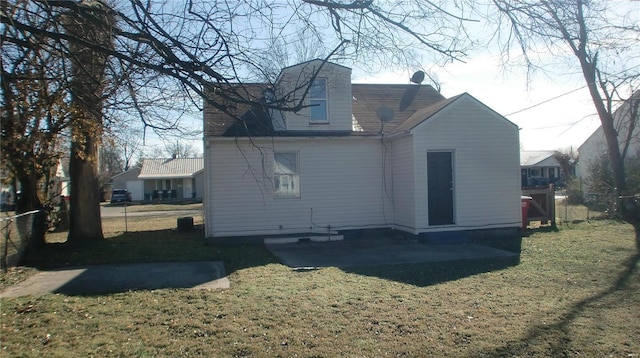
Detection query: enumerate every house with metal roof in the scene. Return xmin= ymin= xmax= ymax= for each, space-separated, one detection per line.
xmin=520 ymin=150 xmax=563 ymax=187
xmin=138 ymin=158 xmax=204 ymax=201
xmin=203 ymin=60 xmax=521 ymax=249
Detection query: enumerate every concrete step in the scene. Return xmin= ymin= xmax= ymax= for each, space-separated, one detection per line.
xmin=264 ymin=235 xmax=344 ymax=245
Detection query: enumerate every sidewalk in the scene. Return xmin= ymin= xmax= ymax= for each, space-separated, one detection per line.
xmin=0 ymin=261 xmax=229 ymax=298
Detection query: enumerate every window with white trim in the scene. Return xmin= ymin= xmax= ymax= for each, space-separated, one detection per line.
xmin=274 ymin=152 xmax=300 ymax=198
xmin=309 ymin=79 xmax=328 ymax=123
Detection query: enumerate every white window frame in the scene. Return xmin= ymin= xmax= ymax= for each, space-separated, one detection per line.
xmin=274 ymin=152 xmax=300 ymax=199
xmin=309 ymin=78 xmax=328 ymax=124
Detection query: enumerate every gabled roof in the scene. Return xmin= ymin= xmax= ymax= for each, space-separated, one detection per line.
xmin=204 ymin=83 xmax=270 ymax=137
xmin=205 ymin=83 xmax=449 ymax=137
xmin=392 ymin=94 xmax=462 ymax=134
xmin=351 ymin=84 xmax=447 ymax=134
xmin=111 ymin=167 xmax=141 ymax=181
xmin=578 ymin=90 xmax=640 ymax=152
xmin=138 ymin=158 xmax=204 ymax=179
xmin=520 ymin=150 xmax=559 ymax=167
xmin=277 ymin=59 xmax=351 ymax=82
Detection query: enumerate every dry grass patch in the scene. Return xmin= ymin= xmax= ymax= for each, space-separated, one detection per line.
xmin=116 ymin=202 xmax=203 ymax=213
xmin=1 ymin=220 xmax=639 ymax=357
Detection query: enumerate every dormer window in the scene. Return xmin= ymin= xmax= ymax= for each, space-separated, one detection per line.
xmin=309 ymin=79 xmax=328 ymax=123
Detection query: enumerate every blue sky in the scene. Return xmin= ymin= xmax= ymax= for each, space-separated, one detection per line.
xmin=137 ymin=0 xmax=638 ymax=156
xmin=160 ymin=58 xmax=605 ymax=157
xmin=354 ymin=54 xmax=602 ymax=152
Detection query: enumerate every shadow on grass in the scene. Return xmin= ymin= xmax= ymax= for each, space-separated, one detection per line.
xmin=24 ymin=228 xmax=277 ymax=272
xmin=471 ymin=251 xmax=640 ymax=357
xmin=342 ymin=255 xmax=520 ymax=287
xmin=7 ymin=228 xmax=279 ymax=296
xmin=15 ymin=228 xmax=523 ymax=295
xmin=524 ymin=225 xmax=559 ymax=236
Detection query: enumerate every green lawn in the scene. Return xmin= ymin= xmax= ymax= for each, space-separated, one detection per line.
xmin=1 ymin=217 xmax=638 ymax=357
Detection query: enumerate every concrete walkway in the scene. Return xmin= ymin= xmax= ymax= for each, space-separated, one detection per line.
xmin=0 ymin=261 xmax=229 ymax=298
xmin=1 ymin=239 xmax=518 ymax=298
xmin=265 ymin=237 xmax=519 ymax=269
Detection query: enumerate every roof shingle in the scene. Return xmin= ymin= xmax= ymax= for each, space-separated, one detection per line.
xmin=138 ymin=158 xmax=204 ymax=179
xmin=204 ymin=83 xmax=449 ymax=137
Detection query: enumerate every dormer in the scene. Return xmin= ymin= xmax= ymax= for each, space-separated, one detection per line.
xmin=274 ymin=59 xmax=352 ymax=132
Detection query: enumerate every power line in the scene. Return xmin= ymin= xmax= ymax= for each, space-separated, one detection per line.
xmin=505 ymin=63 xmax=640 ymax=117
xmin=523 ymin=112 xmax=597 ymax=130
xmin=505 ymin=85 xmax=589 ymax=116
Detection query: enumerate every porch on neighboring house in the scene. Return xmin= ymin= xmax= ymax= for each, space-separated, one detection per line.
xmin=142 ymin=177 xmax=197 ymax=201
xmin=521 ymin=166 xmax=560 ymax=187
xmin=138 ymin=158 xmax=204 ymax=202
xmin=520 ymin=150 xmax=564 ymax=187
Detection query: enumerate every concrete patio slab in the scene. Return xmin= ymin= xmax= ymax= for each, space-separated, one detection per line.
xmin=0 ymin=261 xmax=229 ymax=298
xmin=265 ymin=237 xmax=519 ymax=269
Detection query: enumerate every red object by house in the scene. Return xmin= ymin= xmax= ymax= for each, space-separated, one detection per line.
xmin=521 ymin=196 xmax=532 ymax=231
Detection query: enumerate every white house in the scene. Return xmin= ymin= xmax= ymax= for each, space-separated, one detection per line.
xmin=111 ymin=167 xmax=143 ymax=200
xmin=203 ymin=60 xmax=521 ymax=248
xmin=520 ymin=150 xmax=563 ymax=187
xmin=138 ymin=158 xmax=204 ymax=201
xmin=578 ymin=91 xmax=640 ymax=191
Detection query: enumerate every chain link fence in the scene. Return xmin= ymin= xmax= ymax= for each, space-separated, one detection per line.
xmin=555 ymin=193 xmax=617 ymax=225
xmin=1 ymin=210 xmax=39 ymax=272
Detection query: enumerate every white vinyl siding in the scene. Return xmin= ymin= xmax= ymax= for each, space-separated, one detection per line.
xmin=411 ymin=95 xmax=521 ymax=232
xmin=578 ymin=94 xmax=640 ymax=196
xmin=390 ymin=136 xmax=416 ymax=233
xmin=205 ymin=137 xmax=389 ymax=237
xmin=277 ymin=60 xmax=352 ymax=131
xmin=203 ymin=93 xmax=521 ymax=239
xmin=577 ymin=127 xmax=607 ymax=185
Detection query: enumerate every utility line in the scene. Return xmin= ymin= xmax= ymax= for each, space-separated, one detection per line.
xmin=505 ymin=63 xmax=640 ymax=117
xmin=505 ymin=85 xmax=588 ymax=116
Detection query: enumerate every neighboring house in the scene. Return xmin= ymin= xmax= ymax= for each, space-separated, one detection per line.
xmin=1 ymin=158 xmax=69 ymax=208
xmin=520 ymin=150 xmax=563 ymax=187
xmin=54 ymin=157 xmax=70 ymax=200
xmin=578 ymin=91 xmax=640 ymax=189
xmin=138 ymin=158 xmax=204 ymax=201
xmin=203 ymin=60 xmax=521 ymax=246
xmin=111 ymin=167 xmax=143 ymax=201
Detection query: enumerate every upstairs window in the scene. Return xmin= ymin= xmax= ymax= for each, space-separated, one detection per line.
xmin=309 ymin=79 xmax=328 ymax=123
xmin=274 ymin=152 xmax=300 ymax=198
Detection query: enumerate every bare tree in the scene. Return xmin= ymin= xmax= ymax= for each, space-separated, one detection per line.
xmin=491 ymin=0 xmax=640 ymax=247
xmin=1 ymin=2 xmax=71 ymax=253
xmin=114 ymin=128 xmax=143 ymax=171
xmin=99 ymin=139 xmax=124 ymax=189
xmin=553 ymin=148 xmax=578 ymax=183
xmin=164 ymin=141 xmax=197 ymax=159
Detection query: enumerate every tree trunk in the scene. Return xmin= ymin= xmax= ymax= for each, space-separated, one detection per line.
xmin=67 ymin=123 xmax=104 ymax=243
xmin=579 ymin=60 xmax=626 ymax=195
xmin=15 ymin=174 xmax=47 ymax=257
xmin=64 ymin=1 xmax=114 ymax=243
